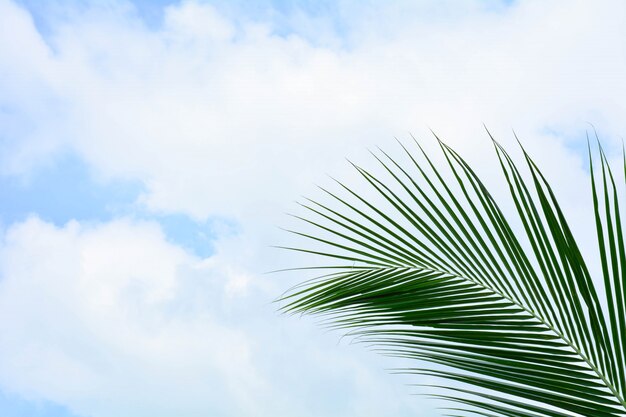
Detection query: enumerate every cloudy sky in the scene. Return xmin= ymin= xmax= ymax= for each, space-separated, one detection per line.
xmin=1 ymin=0 xmax=625 ymax=416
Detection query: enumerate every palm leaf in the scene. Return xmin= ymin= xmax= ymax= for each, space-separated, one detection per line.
xmin=279 ymin=131 xmax=626 ymax=417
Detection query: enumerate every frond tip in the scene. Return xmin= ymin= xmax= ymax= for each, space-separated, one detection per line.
xmin=279 ymin=132 xmax=626 ymax=417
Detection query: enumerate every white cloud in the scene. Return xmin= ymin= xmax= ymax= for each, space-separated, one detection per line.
xmin=1 ymin=0 xmax=625 ymax=415
xmin=0 ymin=217 xmax=427 ymax=417
xmin=0 ymin=217 xmax=258 ymax=416
xmin=3 ymin=0 xmax=624 ymax=222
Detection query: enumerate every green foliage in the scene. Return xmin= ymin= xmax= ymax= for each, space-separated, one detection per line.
xmin=279 ymin=131 xmax=626 ymax=417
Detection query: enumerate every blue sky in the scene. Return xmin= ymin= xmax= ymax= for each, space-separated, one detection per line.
xmin=0 ymin=150 xmax=228 ymax=259
xmin=16 ymin=0 xmax=350 ymax=40
xmin=0 ymin=391 xmax=80 ymax=417
xmin=0 ymin=0 xmax=624 ymax=416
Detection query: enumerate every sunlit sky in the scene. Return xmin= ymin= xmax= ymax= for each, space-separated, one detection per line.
xmin=1 ymin=1 xmax=625 ymax=416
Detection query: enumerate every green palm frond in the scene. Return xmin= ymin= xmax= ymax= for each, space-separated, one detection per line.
xmin=279 ymin=131 xmax=626 ymax=417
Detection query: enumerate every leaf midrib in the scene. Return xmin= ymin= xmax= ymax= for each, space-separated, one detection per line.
xmin=370 ymin=264 xmax=626 ymax=413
